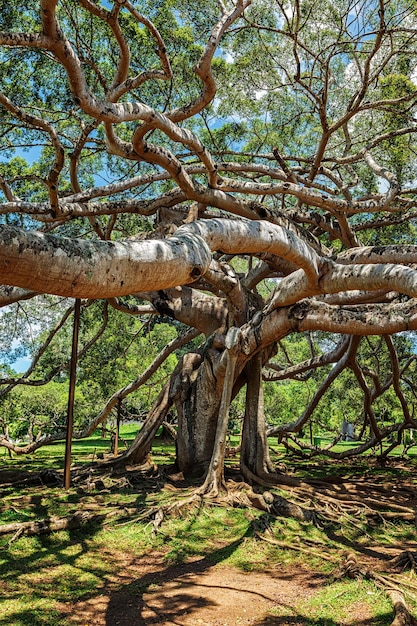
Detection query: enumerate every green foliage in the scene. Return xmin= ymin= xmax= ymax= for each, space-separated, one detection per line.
xmin=1 ymin=0 xmax=417 ymax=466
xmin=2 ymin=383 xmax=70 ymax=440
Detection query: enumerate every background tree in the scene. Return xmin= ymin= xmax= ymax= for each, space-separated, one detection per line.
xmin=1 ymin=0 xmax=417 ymax=492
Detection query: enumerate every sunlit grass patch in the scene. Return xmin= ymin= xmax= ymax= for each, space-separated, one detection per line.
xmin=162 ymin=504 xmax=251 ymax=564
xmin=21 ymin=563 xmax=101 ymax=601
xmin=1 ymin=437 xmax=417 ymax=625
xmin=0 ymin=596 xmax=70 ymax=626
xmin=297 ymin=579 xmax=392 ymax=625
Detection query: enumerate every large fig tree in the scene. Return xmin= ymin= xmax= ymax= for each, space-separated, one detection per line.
xmin=1 ymin=0 xmax=417 ymax=491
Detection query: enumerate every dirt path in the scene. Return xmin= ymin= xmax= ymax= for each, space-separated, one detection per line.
xmin=62 ymin=554 xmax=376 ymax=626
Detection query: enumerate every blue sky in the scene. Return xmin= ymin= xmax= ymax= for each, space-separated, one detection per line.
xmin=12 ymin=356 xmax=31 ymax=373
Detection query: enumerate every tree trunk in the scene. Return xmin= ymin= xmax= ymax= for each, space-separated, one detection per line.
xmin=240 ymin=352 xmax=275 ymax=483
xmin=198 ymin=328 xmax=241 ymax=495
xmin=176 ymin=349 xmax=223 ymax=477
xmin=114 ymin=352 xmax=203 ymax=467
xmin=113 ymin=348 xmax=223 ymax=476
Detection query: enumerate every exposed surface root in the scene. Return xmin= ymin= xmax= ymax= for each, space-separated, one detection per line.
xmin=387 ymin=589 xmax=417 ymax=626
xmin=390 ymin=552 xmax=417 ymax=573
xmin=0 ymin=511 xmax=108 ymax=539
xmin=339 ymin=553 xmax=417 ymax=626
xmin=2 ymin=463 xmax=417 ymax=624
xmin=254 ymin=528 xmax=337 ymax=563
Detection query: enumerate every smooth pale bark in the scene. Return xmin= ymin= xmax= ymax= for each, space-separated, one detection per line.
xmin=0 ymin=219 xmax=321 ymax=299
xmin=2 ymin=0 xmax=417 ymax=485
xmin=234 ymin=299 xmax=417 ymax=381
xmin=336 ymin=245 xmax=417 ymax=265
xmin=198 ymin=327 xmax=241 ymax=495
xmin=266 ymin=262 xmax=417 ymax=311
xmin=179 ymin=219 xmax=320 ymax=283
xmin=4 ymin=221 xmax=417 ymax=315
xmin=0 ymin=225 xmax=211 ymax=298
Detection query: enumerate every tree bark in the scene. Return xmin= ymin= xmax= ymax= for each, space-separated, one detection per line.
xmin=175 ymin=349 xmax=223 ymax=477
xmin=240 ymin=352 xmax=275 ymax=483
xmin=198 ymin=327 xmax=241 ymax=495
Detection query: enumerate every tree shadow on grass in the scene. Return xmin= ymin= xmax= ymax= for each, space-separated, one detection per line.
xmin=0 ymin=516 xmax=107 ymax=625
xmin=0 ymin=474 xmax=161 ymax=626
xmin=104 ymin=524 xmax=331 ymax=626
xmin=105 ymin=554 xmax=396 ymax=626
xmin=104 ymin=529 xmax=398 ymax=626
xmin=254 ymin=618 xmax=393 ymax=626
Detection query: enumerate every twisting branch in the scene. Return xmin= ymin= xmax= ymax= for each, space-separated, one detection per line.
xmin=0 ymin=92 xmax=65 ymax=216
xmin=264 ymin=335 xmax=351 ymax=381
xmin=385 ymin=336 xmax=412 ymax=424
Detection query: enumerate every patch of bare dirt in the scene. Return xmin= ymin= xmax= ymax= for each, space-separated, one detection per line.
xmin=60 ymin=553 xmax=377 ymax=626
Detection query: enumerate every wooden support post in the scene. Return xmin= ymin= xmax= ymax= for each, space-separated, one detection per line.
xmin=114 ymin=399 xmax=121 ymax=457
xmin=63 ymin=299 xmax=81 ymax=490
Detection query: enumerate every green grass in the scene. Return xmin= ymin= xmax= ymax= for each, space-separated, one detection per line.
xmin=0 ymin=424 xmax=177 ymax=474
xmin=2 ymin=427 xmax=416 ymax=476
xmin=269 ymin=579 xmax=393 ymax=625
xmin=2 ymin=499 xmax=408 ymax=625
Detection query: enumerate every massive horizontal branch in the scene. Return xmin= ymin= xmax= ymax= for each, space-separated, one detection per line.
xmin=178 ymin=219 xmax=321 ymax=283
xmin=0 ymin=225 xmax=211 ymax=298
xmin=240 ymin=299 xmax=417 ymax=365
xmin=139 ymin=286 xmax=229 ymax=336
xmin=0 ymin=219 xmax=320 ymax=299
xmin=265 ymin=261 xmax=417 ymax=311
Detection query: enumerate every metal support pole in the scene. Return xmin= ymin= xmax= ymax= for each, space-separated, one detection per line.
xmin=63 ymin=299 xmax=81 ymax=490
